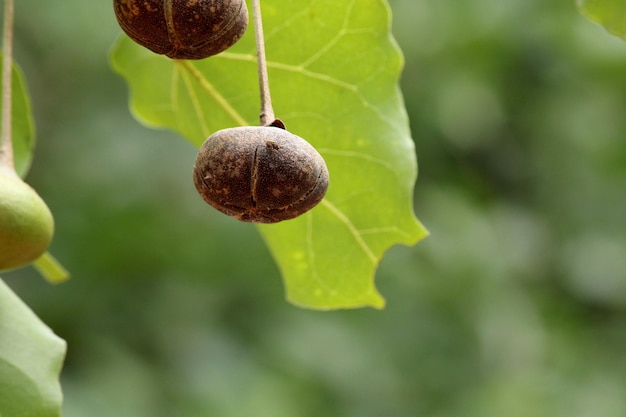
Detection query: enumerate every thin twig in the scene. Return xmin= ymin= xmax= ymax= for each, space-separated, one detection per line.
xmin=252 ymin=0 xmax=275 ymax=126
xmin=0 ymin=0 xmax=15 ymax=172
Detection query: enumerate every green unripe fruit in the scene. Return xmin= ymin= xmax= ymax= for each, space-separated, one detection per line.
xmin=0 ymin=171 xmax=54 ymax=272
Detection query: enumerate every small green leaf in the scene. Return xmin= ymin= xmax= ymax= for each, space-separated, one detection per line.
xmin=111 ymin=0 xmax=428 ymax=309
xmin=578 ymin=0 xmax=626 ymax=39
xmin=0 ymin=278 xmax=66 ymax=417
xmin=0 ymin=53 xmax=36 ymax=178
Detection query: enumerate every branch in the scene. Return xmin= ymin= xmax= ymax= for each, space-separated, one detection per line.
xmin=0 ymin=0 xmax=15 ymax=172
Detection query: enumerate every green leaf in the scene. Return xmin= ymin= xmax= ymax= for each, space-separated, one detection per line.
xmin=0 ymin=278 xmax=66 ymax=417
xmin=111 ymin=0 xmax=427 ymax=309
xmin=578 ymin=0 xmax=626 ymax=39
xmin=0 ymin=53 xmax=36 ymax=178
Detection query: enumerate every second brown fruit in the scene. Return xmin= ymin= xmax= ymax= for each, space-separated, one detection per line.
xmin=113 ymin=0 xmax=248 ymax=59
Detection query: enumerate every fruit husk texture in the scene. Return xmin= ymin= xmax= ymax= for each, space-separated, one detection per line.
xmin=193 ymin=126 xmax=329 ymax=223
xmin=113 ymin=0 xmax=249 ymax=60
xmin=0 ymin=172 xmax=54 ymax=272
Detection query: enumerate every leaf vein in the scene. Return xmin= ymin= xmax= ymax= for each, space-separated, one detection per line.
xmin=318 ymin=148 xmax=398 ymax=175
xmin=306 ymin=213 xmax=340 ymax=296
xmin=298 ymin=0 xmax=358 ymax=70
xmin=217 ymin=52 xmax=400 ymax=134
xmin=322 ymin=199 xmax=377 ymax=264
xmin=171 ymin=65 xmax=180 ymax=116
xmin=177 ymin=61 xmax=248 ymax=128
xmin=358 ymin=227 xmax=412 ymax=239
xmin=179 ymin=68 xmax=210 ymax=137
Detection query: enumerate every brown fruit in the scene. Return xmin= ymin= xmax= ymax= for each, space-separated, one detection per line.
xmin=193 ymin=126 xmax=329 ymax=223
xmin=113 ymin=0 xmax=248 ymax=60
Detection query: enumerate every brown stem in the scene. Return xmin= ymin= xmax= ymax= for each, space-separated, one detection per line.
xmin=0 ymin=0 xmax=15 ymax=173
xmin=252 ymin=0 xmax=275 ymax=126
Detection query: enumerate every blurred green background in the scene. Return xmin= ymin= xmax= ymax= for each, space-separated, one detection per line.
xmin=4 ymin=0 xmax=626 ymax=416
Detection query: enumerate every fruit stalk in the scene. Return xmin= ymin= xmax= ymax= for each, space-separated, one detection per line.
xmin=0 ymin=0 xmax=15 ymax=174
xmin=252 ymin=0 xmax=275 ymax=126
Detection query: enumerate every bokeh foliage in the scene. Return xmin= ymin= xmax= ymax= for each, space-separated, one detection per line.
xmin=578 ymin=0 xmax=626 ymax=39
xmin=4 ymin=0 xmax=626 ymax=416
